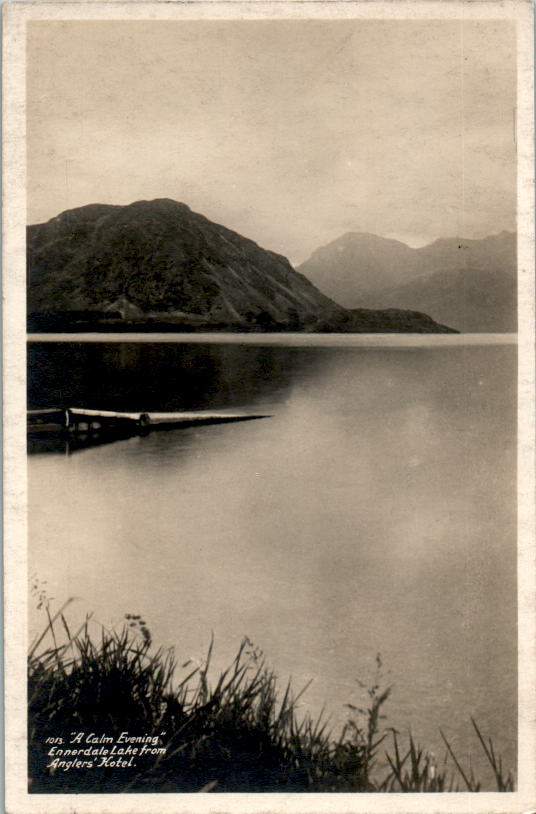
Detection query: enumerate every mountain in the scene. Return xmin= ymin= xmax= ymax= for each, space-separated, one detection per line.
xmin=27 ymin=198 xmax=345 ymax=330
xmin=297 ymin=233 xmax=421 ymax=305
xmin=297 ymin=231 xmax=517 ymax=332
xmin=27 ymin=199 xmax=455 ymax=333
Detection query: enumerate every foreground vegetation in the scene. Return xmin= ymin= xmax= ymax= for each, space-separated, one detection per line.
xmin=29 ymin=603 xmax=515 ymax=793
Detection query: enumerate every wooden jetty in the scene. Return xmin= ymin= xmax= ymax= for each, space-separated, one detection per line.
xmin=28 ymin=407 xmax=269 ymax=435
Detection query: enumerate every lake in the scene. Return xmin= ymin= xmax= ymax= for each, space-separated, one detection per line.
xmin=27 ymin=335 xmax=517 ymax=787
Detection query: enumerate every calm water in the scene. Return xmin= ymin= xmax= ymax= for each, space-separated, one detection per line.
xmin=28 ymin=336 xmax=517 ymax=786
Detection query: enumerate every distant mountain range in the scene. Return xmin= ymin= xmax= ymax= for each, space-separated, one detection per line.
xmin=27 ymin=199 xmax=455 ymax=333
xmin=297 ymin=231 xmax=517 ymax=332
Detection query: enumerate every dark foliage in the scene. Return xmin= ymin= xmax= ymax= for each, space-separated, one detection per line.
xmin=28 ymin=607 xmax=514 ymax=794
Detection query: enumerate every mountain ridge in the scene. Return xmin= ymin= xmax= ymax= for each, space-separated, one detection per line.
xmin=27 ymin=199 xmax=457 ymax=334
xmin=297 ymin=230 xmax=516 ymax=332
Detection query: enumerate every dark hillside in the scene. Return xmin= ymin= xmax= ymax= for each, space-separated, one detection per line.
xmin=27 ymin=200 xmax=455 ymax=333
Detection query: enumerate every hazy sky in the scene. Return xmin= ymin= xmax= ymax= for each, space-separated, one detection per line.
xmin=27 ymin=20 xmax=516 ymax=263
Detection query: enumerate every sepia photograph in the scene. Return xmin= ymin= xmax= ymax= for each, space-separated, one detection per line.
xmin=3 ymin=1 xmax=535 ymax=812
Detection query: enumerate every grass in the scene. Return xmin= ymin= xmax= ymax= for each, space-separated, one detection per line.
xmin=28 ymin=603 xmax=515 ymax=793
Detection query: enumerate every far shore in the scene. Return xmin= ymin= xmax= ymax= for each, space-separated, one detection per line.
xmin=27 ymin=332 xmax=518 ymax=346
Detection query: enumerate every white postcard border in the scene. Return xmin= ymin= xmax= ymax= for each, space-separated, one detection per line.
xmin=3 ymin=2 xmax=535 ymax=813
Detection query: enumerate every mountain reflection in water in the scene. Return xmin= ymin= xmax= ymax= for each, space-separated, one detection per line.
xmin=28 ymin=341 xmax=321 ymax=414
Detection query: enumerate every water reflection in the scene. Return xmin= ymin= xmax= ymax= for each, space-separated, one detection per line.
xmin=28 ymin=342 xmax=322 ymax=456
xmin=28 ymin=342 xmax=323 ymax=413
xmin=27 ymin=340 xmax=517 ymax=786
xmin=28 ymin=429 xmax=143 ymax=456
xmin=28 ymin=415 xmax=270 ymax=456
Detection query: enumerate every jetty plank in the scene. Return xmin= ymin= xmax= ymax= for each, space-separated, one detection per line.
xmin=28 ymin=407 xmax=270 ymax=434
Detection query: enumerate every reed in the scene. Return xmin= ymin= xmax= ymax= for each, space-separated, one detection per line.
xmin=28 ymin=607 xmax=515 ymax=793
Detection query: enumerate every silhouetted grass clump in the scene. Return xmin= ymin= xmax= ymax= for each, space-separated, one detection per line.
xmin=28 ymin=602 xmax=515 ymax=793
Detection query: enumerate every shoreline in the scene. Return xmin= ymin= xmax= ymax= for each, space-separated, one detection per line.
xmin=27 ymin=332 xmax=518 ymax=346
